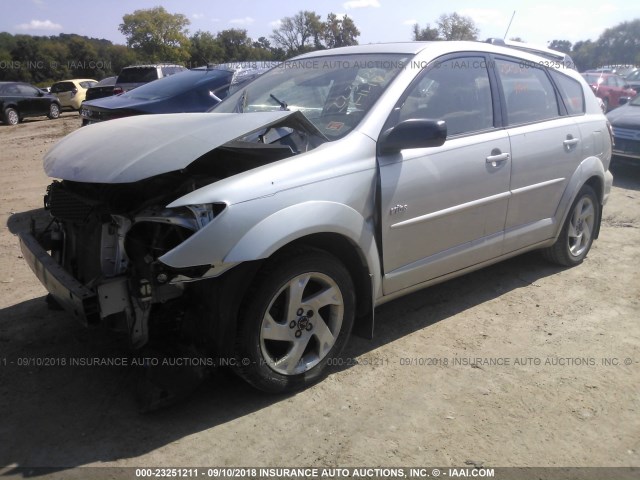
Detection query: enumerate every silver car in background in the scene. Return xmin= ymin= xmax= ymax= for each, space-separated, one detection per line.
xmin=20 ymin=41 xmax=613 ymax=395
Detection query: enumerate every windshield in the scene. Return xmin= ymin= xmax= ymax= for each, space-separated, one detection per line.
xmin=123 ymin=69 xmax=233 ymax=101
xmin=213 ymin=54 xmax=409 ymax=140
xmin=630 ymin=95 xmax=640 ymax=106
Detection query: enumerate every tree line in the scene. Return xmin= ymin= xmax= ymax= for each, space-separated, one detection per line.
xmin=0 ymin=7 xmax=360 ymax=86
xmin=0 ymin=6 xmax=638 ymax=87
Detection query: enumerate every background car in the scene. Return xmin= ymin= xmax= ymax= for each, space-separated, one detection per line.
xmin=581 ymin=72 xmax=637 ymax=111
xmin=50 ymin=79 xmax=97 ymax=111
xmin=607 ymin=93 xmax=640 ymax=162
xmin=0 ymin=81 xmax=61 ymax=125
xmin=81 ymin=63 xmax=269 ymax=125
xmin=84 ymin=76 xmax=117 ymax=102
xmin=586 ymin=65 xmax=637 ymax=77
xmin=624 ymin=69 xmax=640 ymax=91
xmin=112 ymin=64 xmax=186 ymax=95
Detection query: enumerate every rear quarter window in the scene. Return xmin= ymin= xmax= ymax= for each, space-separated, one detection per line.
xmin=51 ymin=82 xmax=75 ymax=93
xmin=550 ymin=70 xmax=585 ymax=115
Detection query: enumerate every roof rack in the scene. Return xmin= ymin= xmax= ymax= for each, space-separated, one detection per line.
xmin=485 ymin=38 xmax=576 ymax=69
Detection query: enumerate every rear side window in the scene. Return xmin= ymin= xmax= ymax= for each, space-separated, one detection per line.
xmin=1 ymin=84 xmax=20 ymax=94
xmin=51 ymin=82 xmax=75 ymax=93
xmin=117 ymin=67 xmax=158 ymax=83
xmin=549 ymin=70 xmax=584 ymax=115
xmin=17 ymin=84 xmax=39 ymax=96
xmin=495 ymin=58 xmax=560 ymax=125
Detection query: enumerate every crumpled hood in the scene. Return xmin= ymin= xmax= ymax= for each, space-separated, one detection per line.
xmin=44 ymin=111 xmax=293 ymax=183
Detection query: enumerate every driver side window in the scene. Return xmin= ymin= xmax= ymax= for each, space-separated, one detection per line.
xmin=398 ymin=57 xmax=494 ymax=136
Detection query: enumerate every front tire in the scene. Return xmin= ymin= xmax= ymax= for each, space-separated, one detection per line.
xmin=4 ymin=108 xmax=19 ymax=125
xmin=234 ymin=248 xmax=355 ymax=393
xmin=542 ymin=185 xmax=599 ymax=266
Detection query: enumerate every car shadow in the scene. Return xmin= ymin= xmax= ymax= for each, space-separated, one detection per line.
xmin=611 ymin=158 xmax=640 ymax=191
xmin=0 ymin=240 xmax=566 ymax=473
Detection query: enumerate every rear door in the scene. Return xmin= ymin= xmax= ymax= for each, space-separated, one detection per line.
xmin=493 ymin=57 xmax=584 ymax=253
xmin=17 ymin=84 xmax=46 ymax=116
xmin=51 ymin=82 xmax=75 ymax=108
xmin=378 ymin=55 xmax=512 ymax=295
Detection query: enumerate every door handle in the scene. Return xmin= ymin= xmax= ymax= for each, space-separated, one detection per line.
xmin=563 ymin=136 xmax=579 ymax=150
xmin=486 ymin=152 xmax=510 ymax=165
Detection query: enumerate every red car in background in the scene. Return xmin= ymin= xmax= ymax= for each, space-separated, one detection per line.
xmin=581 ymin=72 xmax=636 ymax=112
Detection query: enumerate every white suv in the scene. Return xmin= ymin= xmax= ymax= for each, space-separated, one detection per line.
xmin=113 ymin=64 xmax=186 ymax=94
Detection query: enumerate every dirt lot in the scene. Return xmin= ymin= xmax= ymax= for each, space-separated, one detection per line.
xmin=0 ymin=114 xmax=638 ymax=475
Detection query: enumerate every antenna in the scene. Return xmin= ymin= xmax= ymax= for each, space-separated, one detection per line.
xmin=503 ymin=11 xmax=516 ymax=40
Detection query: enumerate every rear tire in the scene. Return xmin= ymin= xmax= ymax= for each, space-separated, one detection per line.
xmin=48 ymin=103 xmax=60 ymax=119
xmin=542 ymin=185 xmax=599 ymax=267
xmin=234 ymin=248 xmax=355 ymax=393
xmin=4 ymin=108 xmax=19 ymax=125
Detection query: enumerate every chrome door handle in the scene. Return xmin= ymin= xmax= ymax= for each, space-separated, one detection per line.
xmin=486 ymin=152 xmax=510 ymax=164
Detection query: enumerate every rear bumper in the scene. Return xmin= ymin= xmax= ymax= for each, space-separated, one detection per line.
xmin=612 ymin=148 xmax=640 ymax=160
xmin=18 ymin=231 xmax=99 ymax=325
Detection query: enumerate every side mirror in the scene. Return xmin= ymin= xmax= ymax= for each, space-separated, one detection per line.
xmin=619 ymin=97 xmax=630 ymax=106
xmin=379 ymin=119 xmax=447 ymax=155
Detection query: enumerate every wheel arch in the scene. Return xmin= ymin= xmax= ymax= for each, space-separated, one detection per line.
xmin=222 ymin=201 xmax=381 ymax=339
xmin=555 ymin=157 xmax=607 ymax=241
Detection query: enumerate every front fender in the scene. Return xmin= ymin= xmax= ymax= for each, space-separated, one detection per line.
xmin=159 ymin=200 xmax=383 ymax=300
xmin=225 ymin=201 xmax=370 ymax=261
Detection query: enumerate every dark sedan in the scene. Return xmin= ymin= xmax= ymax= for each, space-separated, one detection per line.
xmin=84 ymin=76 xmax=117 ymax=102
xmin=0 ymin=81 xmax=61 ymax=125
xmin=607 ymin=94 xmax=640 ymax=162
xmin=80 ymin=64 xmax=270 ymax=126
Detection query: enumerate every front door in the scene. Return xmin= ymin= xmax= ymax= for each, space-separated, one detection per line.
xmin=378 ymin=56 xmax=511 ymax=295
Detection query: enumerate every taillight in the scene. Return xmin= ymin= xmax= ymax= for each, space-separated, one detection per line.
xmin=70 ymin=88 xmax=78 ymax=97
xmin=606 ymin=120 xmax=614 ymax=148
xmin=112 ymin=87 xmax=123 ymax=95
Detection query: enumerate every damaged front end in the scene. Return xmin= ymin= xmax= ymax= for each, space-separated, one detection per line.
xmin=19 ymin=111 xmax=327 ymax=350
xmin=23 ymin=175 xmax=223 ymax=348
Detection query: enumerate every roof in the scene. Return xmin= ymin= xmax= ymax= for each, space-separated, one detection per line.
xmin=293 ymin=40 xmax=576 ymax=69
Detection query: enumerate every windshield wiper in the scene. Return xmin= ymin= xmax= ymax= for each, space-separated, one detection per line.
xmin=270 ymin=93 xmax=289 ymax=111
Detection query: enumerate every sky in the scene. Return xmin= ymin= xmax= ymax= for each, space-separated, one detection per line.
xmin=1 ymin=0 xmax=639 ymax=48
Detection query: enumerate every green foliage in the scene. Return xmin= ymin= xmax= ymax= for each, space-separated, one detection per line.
xmin=119 ymin=6 xmax=191 ymax=63
xmin=189 ymin=30 xmax=224 ymax=66
xmin=271 ymin=10 xmax=360 ymax=56
xmin=548 ymin=40 xmax=572 ymax=54
xmin=436 ymin=12 xmax=479 ymax=41
xmin=271 ymin=10 xmax=324 ymax=55
xmin=412 ymin=12 xmax=479 ymax=41
xmin=324 ymin=14 xmax=360 ymax=49
xmin=413 ymin=23 xmax=440 ymax=41
xmin=0 ymin=33 xmax=135 ymax=85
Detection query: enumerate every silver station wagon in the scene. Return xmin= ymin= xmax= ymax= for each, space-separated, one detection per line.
xmin=20 ymin=41 xmax=613 ymax=394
